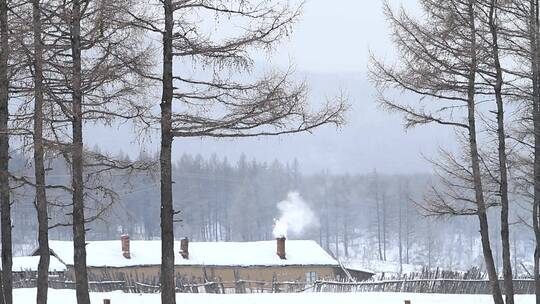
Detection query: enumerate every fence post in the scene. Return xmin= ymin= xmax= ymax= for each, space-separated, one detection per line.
xmin=103 ymin=299 xmax=111 ymax=304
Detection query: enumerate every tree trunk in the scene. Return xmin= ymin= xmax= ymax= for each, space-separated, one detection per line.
xmin=160 ymin=0 xmax=175 ymax=303
xmin=488 ymin=1 xmax=514 ymax=302
xmin=427 ymin=224 xmax=432 ymax=269
xmin=405 ymin=198 xmax=410 ymax=265
xmin=513 ymin=234 xmax=518 ymax=277
xmin=529 ymin=1 xmax=540 ymax=303
xmin=399 ymin=184 xmax=403 ymax=274
xmin=33 ymin=0 xmax=49 ymax=303
xmin=466 ymin=2 xmax=503 ymax=303
xmin=343 ymin=216 xmax=349 ymax=258
xmin=324 ymin=180 xmax=330 ymax=251
xmin=382 ymin=192 xmax=387 ymax=261
xmin=334 ymin=231 xmax=339 ymax=257
xmin=0 ymin=0 xmax=10 ymax=301
xmin=375 ymin=176 xmax=383 ymax=261
xmin=70 ymin=1 xmax=90 ymax=303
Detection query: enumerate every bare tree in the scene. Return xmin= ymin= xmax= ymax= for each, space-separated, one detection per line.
xmin=483 ymin=0 xmax=514 ymax=301
xmin=69 ymin=1 xmax=90 ymax=303
xmin=370 ymin=1 xmax=504 ymax=303
xmin=370 ymin=171 xmax=385 ymax=261
xmin=531 ymin=0 xmax=540 ymax=298
xmin=398 ymin=180 xmax=410 ymax=274
xmin=33 ymin=0 xmax=153 ymax=302
xmin=489 ymin=1 xmax=540 ymax=301
xmin=129 ymin=1 xmax=346 ymax=303
xmin=31 ymin=0 xmax=49 ymax=302
xmin=525 ymin=1 xmax=540 ymax=301
xmin=0 ymin=0 xmax=10 ymax=301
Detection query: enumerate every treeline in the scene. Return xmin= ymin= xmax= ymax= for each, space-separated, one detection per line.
xmin=10 ymin=152 xmax=535 ymax=276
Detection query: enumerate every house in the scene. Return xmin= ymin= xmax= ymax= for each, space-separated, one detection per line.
xmin=31 ymin=236 xmax=372 ymax=288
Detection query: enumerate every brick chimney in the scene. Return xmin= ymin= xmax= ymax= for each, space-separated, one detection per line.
xmin=180 ymin=237 xmax=189 ymax=259
xmin=121 ymin=234 xmax=131 ymax=259
xmin=276 ymin=237 xmax=286 ymax=259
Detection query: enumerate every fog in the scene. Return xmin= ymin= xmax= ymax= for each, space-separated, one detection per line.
xmin=87 ymin=0 xmax=454 ymax=175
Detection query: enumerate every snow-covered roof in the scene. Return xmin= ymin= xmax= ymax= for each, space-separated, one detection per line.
xmin=12 ymin=256 xmax=66 ymax=272
xmin=47 ymin=240 xmax=338 ymax=268
xmin=341 ymin=262 xmax=375 ymax=274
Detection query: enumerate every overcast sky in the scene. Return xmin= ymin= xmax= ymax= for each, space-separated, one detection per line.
xmin=89 ymin=0 xmax=455 ymax=175
xmin=264 ymin=0 xmax=420 ymax=73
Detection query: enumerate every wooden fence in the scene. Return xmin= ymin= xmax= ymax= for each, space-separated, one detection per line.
xmin=312 ymin=278 xmax=535 ymax=294
xmin=14 ymin=278 xmax=126 ymax=292
xmin=14 ymin=277 xmax=538 ymax=294
xmin=13 ymin=278 xmax=312 ymax=294
xmin=312 ymin=267 xmax=536 ymax=294
xmin=13 ymin=267 xmax=538 ymax=295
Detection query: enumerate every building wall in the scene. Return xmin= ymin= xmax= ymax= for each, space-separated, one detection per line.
xmin=66 ymin=264 xmax=337 ymax=285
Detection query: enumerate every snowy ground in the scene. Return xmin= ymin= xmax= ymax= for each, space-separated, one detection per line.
xmin=13 ymin=289 xmax=537 ymax=304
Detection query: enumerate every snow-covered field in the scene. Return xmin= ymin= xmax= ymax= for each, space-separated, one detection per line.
xmin=13 ymin=289 xmax=537 ymax=304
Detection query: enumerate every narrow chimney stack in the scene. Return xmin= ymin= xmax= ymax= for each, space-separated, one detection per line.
xmin=180 ymin=237 xmax=189 ymax=259
xmin=276 ymin=237 xmax=286 ymax=259
xmin=121 ymin=234 xmax=130 ymax=259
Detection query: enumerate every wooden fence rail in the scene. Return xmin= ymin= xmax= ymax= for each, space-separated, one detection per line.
xmin=14 ymin=278 xmax=537 ymax=294
xmin=13 ymin=278 xmax=314 ymax=294
xmin=313 ymin=279 xmax=536 ymax=294
xmin=13 ymin=267 xmax=538 ymax=295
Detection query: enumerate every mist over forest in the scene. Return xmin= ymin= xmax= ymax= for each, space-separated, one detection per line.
xmin=9 ymin=149 xmax=534 ymax=277
xmin=86 ymin=74 xmax=454 ymax=176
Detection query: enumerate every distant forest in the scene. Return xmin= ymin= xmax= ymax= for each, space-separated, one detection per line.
xmin=8 ymin=151 xmax=534 ymax=274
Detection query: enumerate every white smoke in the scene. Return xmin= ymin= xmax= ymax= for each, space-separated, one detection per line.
xmin=272 ymin=192 xmax=318 ymax=238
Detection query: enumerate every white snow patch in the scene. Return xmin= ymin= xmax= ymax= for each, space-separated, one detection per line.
xmin=11 ymin=256 xmax=66 ymax=272
xmin=13 ymin=288 xmax=537 ymax=304
xmin=47 ymin=239 xmax=338 ymax=268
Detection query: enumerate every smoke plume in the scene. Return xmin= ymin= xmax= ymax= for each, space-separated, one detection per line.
xmin=272 ymin=192 xmax=318 ymax=238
